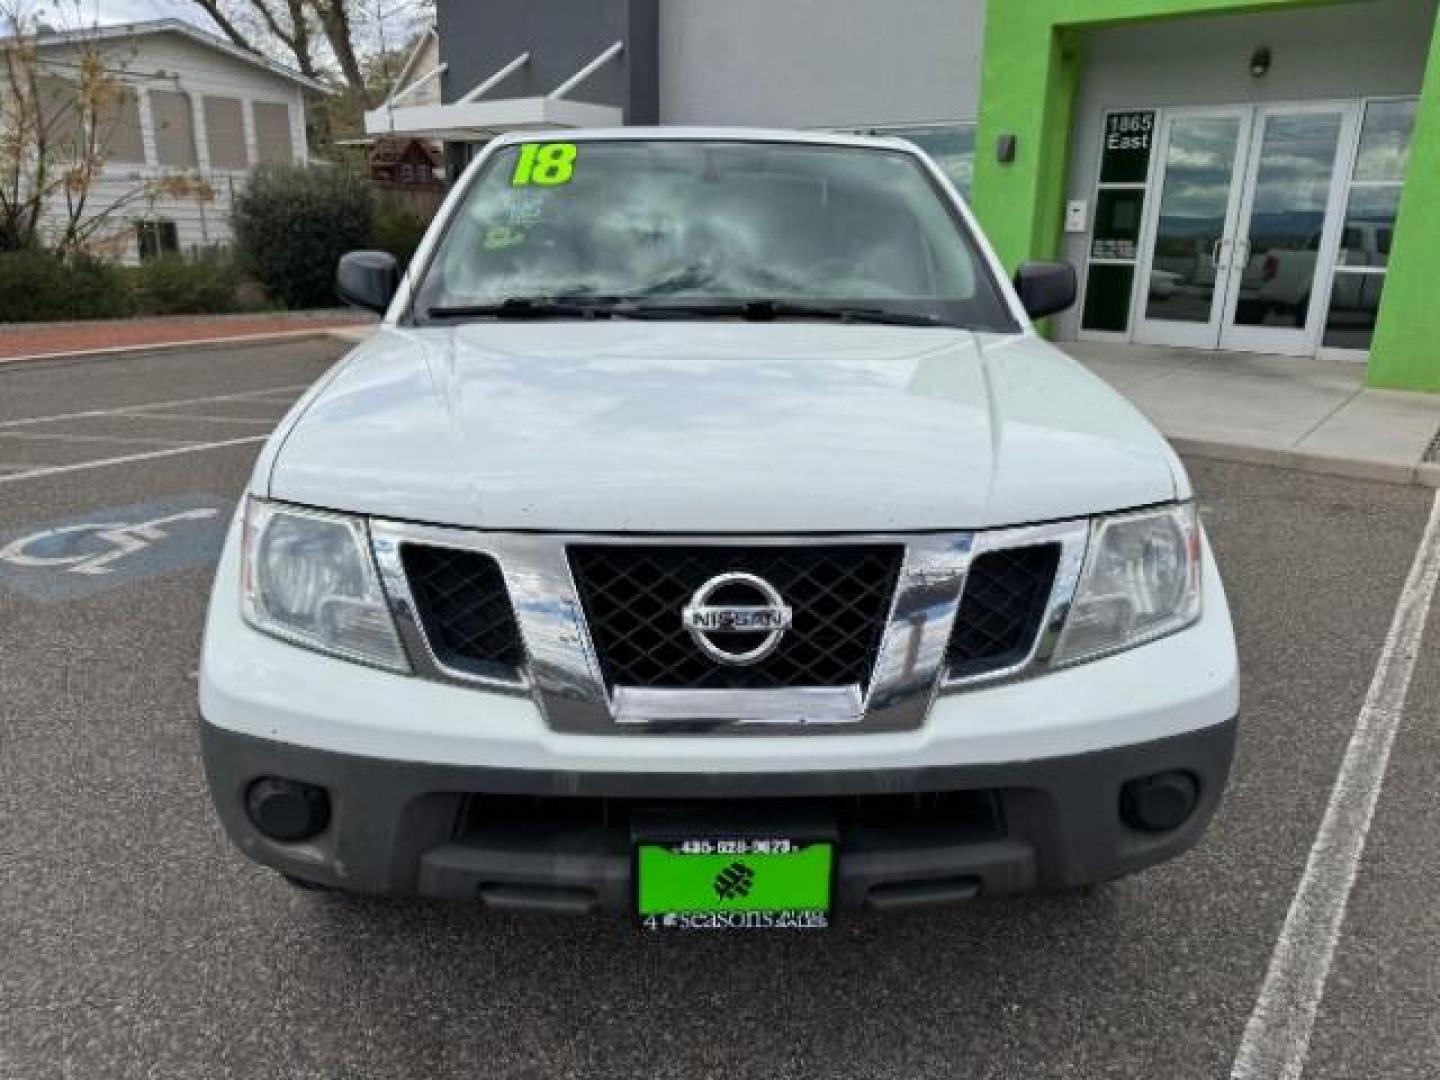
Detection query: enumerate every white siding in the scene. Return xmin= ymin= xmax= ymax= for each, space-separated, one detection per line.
xmin=31 ymin=30 xmax=312 ymax=263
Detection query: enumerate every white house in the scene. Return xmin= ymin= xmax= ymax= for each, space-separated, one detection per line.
xmin=13 ymin=19 xmax=325 ymax=262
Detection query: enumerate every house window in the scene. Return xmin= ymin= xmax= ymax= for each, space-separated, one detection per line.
xmin=136 ymin=220 xmax=179 ymax=260
xmin=98 ymin=86 xmax=146 ymax=165
xmin=38 ymin=76 xmax=145 ymax=166
xmin=151 ymin=89 xmax=198 ymax=168
xmin=35 ymin=76 xmax=83 ymax=154
xmin=203 ymin=95 xmax=248 ymax=170
xmin=1323 ymin=98 xmax=1418 ymax=351
xmin=253 ymin=102 xmax=294 ymax=164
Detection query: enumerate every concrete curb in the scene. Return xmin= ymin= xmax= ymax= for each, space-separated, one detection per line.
xmin=0 ymin=326 xmax=368 ymax=367
xmin=0 ymin=309 xmax=371 ymax=335
xmin=1169 ymin=435 xmax=1440 ymax=489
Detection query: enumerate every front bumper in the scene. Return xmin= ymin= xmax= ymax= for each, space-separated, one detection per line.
xmin=200 ymin=715 xmax=1236 ymax=911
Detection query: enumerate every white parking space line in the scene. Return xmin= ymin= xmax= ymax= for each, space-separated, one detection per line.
xmin=0 ymin=435 xmax=270 ymax=486
xmin=119 ymin=413 xmax=278 ymax=425
xmin=1231 ymin=489 xmax=1440 ymax=1080
xmin=0 ymin=384 xmax=307 ymax=431
xmin=0 ymin=432 xmax=196 ymax=447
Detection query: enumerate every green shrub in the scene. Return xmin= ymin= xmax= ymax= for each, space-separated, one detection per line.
xmin=231 ymin=164 xmax=374 ymax=309
xmin=130 ymin=251 xmax=247 ymax=316
xmin=373 ymin=203 xmax=432 ymax=272
xmin=0 ymin=250 xmax=133 ymax=322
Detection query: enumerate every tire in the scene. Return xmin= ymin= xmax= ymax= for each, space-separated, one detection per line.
xmin=280 ymin=872 xmax=333 ymax=893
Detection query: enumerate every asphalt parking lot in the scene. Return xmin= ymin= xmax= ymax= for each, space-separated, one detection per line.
xmin=2 ymin=339 xmax=1438 ymax=1079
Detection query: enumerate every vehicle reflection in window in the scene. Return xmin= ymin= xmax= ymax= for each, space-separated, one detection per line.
xmin=1232 ymin=112 xmax=1341 ymax=329
xmin=1145 ymin=117 xmax=1240 ymax=324
xmin=1324 ymin=272 xmax=1385 ymax=350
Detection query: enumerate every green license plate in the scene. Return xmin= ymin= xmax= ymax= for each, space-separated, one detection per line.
xmin=635 ymin=838 xmax=833 ymax=931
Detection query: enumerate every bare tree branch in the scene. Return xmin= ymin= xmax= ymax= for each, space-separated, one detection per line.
xmin=308 ymin=0 xmax=369 ymax=105
xmin=186 ymin=0 xmax=263 ymax=57
xmin=248 ymin=0 xmax=319 ymax=79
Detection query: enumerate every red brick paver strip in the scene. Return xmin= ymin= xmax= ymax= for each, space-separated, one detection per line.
xmin=0 ymin=312 xmax=374 ymax=360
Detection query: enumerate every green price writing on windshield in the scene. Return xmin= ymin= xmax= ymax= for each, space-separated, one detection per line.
xmin=512 ymin=142 xmax=577 ymax=186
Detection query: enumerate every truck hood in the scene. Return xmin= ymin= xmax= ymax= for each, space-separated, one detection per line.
xmin=267 ymin=323 xmax=1179 ymax=532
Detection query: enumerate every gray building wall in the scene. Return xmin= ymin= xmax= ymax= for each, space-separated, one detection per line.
xmin=437 ymin=0 xmax=658 ymax=122
xmin=658 ymin=0 xmax=986 ymax=128
xmin=1057 ymin=0 xmax=1438 ymax=340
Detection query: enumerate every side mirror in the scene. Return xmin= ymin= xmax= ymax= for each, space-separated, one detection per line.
xmin=336 ymin=250 xmax=398 ymax=314
xmin=1013 ymin=260 xmax=1077 ymax=320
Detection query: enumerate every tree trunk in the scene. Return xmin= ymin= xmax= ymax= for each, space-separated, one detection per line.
xmin=308 ymin=0 xmax=368 ymax=106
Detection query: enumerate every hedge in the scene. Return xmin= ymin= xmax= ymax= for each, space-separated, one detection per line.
xmin=0 ymin=250 xmax=261 ymax=322
xmin=0 ymin=251 xmax=134 ymax=322
xmin=232 ymin=164 xmax=375 ymax=309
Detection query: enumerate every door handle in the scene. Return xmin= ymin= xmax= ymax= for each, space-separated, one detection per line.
xmin=1210 ymin=238 xmax=1231 ymax=269
xmin=1232 ymin=237 xmax=1251 ymax=269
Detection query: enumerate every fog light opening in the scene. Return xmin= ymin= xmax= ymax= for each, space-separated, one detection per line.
xmin=1120 ymin=771 xmax=1199 ymax=833
xmin=245 ymin=777 xmax=331 ymax=842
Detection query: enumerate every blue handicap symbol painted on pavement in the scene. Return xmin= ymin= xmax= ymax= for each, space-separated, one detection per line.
xmin=0 ymin=494 xmax=235 ymax=602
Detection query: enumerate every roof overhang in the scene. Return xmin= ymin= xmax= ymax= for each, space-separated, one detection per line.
xmin=364 ymin=96 xmax=622 ymax=141
xmin=21 ymin=19 xmax=327 ymax=94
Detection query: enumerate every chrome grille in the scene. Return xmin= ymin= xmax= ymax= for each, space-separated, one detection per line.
xmin=568 ymin=545 xmax=903 ymax=690
xmin=402 ymin=544 xmax=526 ymax=678
xmin=947 ymin=543 xmax=1061 ymax=680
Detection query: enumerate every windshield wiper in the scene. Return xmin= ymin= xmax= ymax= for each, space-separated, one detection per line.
xmin=615 ymin=299 xmax=951 ymax=327
xmin=424 ymin=297 xmax=621 ymax=321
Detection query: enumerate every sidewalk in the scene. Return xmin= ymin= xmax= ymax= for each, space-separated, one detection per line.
xmin=1061 ymin=341 xmax=1440 ymax=487
xmin=0 ymin=310 xmax=376 ymax=361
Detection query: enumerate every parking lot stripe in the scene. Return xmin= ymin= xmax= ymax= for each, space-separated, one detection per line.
xmin=0 ymin=435 xmax=269 ymax=485
xmin=0 ymin=432 xmax=196 ymax=446
xmin=0 ymin=384 xmax=307 ymax=431
xmin=117 ymin=413 xmax=277 ymax=424
xmin=1231 ymin=489 xmax=1440 ymax=1080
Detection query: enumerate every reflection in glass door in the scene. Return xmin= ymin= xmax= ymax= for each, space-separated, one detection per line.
xmin=1133 ymin=110 xmax=1249 ymax=349
xmin=1132 ymin=102 xmax=1359 ymax=356
xmin=1221 ymin=105 xmax=1355 ymax=355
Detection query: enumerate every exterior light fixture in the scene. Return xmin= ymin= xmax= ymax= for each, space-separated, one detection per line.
xmin=1250 ymin=46 xmax=1272 ymax=78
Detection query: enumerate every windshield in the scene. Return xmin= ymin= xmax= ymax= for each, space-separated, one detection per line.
xmin=410 ymin=139 xmax=1016 ymax=330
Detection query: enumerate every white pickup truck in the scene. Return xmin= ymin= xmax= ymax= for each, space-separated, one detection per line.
xmin=199 ymin=129 xmax=1238 ymax=927
xmin=1237 ymin=223 xmax=1390 ymax=326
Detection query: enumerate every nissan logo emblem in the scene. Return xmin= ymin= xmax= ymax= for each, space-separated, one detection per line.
xmin=681 ymin=572 xmax=793 ymax=666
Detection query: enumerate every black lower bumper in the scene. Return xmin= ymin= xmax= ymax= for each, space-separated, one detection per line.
xmin=199 ymin=716 xmax=1237 ymax=913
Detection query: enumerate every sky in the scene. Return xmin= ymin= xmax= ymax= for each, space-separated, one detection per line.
xmin=51 ymin=0 xmax=209 ymax=27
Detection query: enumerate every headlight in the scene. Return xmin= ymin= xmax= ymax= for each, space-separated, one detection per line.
xmin=1053 ymin=502 xmax=1201 ymax=666
xmin=241 ymin=498 xmax=410 ymax=672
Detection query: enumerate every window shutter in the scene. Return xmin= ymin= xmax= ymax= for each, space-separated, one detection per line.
xmin=203 ymin=96 xmax=247 ymax=170
xmin=151 ymin=89 xmax=198 ymax=168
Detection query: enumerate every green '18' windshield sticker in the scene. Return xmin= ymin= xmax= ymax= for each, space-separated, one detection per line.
xmin=512 ymin=142 xmax=577 ymax=186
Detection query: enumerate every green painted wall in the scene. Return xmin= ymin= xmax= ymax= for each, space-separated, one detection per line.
xmin=971 ymin=0 xmax=1440 ymax=391
xmin=1368 ymin=6 xmax=1440 ymax=390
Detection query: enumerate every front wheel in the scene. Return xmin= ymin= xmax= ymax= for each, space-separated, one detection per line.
xmin=280 ymin=872 xmax=332 ymax=893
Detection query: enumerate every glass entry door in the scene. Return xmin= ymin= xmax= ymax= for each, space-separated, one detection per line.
xmin=1133 ymin=108 xmax=1250 ymax=349
xmin=1133 ymin=103 xmax=1359 ymax=355
xmin=1219 ymin=104 xmax=1356 ymax=355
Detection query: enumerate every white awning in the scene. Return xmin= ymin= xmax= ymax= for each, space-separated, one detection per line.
xmin=365 ymin=40 xmax=626 ymax=141
xmin=363 ymin=96 xmax=623 ymax=140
